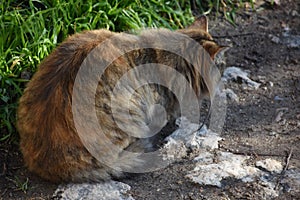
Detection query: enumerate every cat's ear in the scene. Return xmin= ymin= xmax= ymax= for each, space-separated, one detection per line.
xmin=202 ymin=41 xmax=229 ymax=59
xmin=188 ymin=15 xmax=208 ymax=32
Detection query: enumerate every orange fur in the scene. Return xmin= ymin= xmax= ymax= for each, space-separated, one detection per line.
xmin=17 ymin=16 xmax=224 ymax=183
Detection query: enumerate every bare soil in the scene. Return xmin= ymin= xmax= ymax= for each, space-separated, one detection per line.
xmin=1 ymin=0 xmax=299 ymax=199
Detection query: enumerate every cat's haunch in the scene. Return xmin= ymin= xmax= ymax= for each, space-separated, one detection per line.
xmin=17 ymin=16 xmax=224 ymax=183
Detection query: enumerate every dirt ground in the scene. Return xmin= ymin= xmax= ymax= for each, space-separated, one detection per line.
xmin=0 ymin=0 xmax=299 ymax=199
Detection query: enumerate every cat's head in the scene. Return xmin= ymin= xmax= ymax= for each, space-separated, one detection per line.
xmin=177 ymin=15 xmax=226 ymax=60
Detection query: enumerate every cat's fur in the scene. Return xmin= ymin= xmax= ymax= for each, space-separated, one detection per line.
xmin=17 ymin=16 xmax=224 ymax=183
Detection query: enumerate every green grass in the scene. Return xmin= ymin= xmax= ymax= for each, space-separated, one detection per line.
xmin=193 ymin=0 xmax=256 ymax=24
xmin=7 ymin=176 xmax=30 ymax=193
xmin=0 ymin=0 xmax=256 ymax=141
xmin=0 ymin=0 xmax=193 ymax=141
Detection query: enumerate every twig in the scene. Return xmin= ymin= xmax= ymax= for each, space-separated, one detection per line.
xmin=1 ymin=188 xmax=7 ymax=198
xmin=275 ymin=148 xmax=293 ymax=190
xmin=0 ymin=163 xmax=7 ymax=176
xmin=283 ymin=148 xmax=293 ymax=172
xmin=190 ymin=0 xmax=199 ymax=16
xmin=213 ymin=32 xmax=266 ymax=39
xmin=223 ymin=149 xmax=284 ymax=157
xmin=0 ymin=148 xmax=9 ymax=176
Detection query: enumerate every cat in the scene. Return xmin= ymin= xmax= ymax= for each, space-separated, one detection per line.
xmin=17 ymin=16 xmax=224 ymax=183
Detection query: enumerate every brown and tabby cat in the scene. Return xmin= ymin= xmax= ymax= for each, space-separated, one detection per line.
xmin=17 ymin=16 xmax=224 ymax=183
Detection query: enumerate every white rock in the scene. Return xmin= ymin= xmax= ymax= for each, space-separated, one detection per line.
xmin=270 ymin=34 xmax=281 ymax=44
xmin=256 ymin=158 xmax=283 ymax=173
xmin=187 ymin=152 xmax=261 ymax=187
xmin=291 ymin=10 xmax=299 ymax=17
xmin=164 ymin=117 xmax=222 ymax=151
xmin=162 ymin=117 xmax=223 ymax=164
xmin=222 ymin=66 xmax=260 ymax=89
xmin=52 ymin=181 xmax=134 ymax=200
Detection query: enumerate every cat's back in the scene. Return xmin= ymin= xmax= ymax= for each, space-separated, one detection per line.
xmin=17 ymin=29 xmax=118 ymax=182
xmin=17 ymin=29 xmax=115 ymax=135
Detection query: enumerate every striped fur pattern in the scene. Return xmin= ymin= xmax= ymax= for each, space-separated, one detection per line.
xmin=17 ymin=16 xmax=224 ymax=183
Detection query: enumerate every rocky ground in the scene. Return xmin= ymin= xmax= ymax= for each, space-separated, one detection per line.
xmin=0 ymin=0 xmax=299 ymax=199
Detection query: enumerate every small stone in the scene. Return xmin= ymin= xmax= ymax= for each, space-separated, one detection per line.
xmin=21 ymin=70 xmax=32 ymax=80
xmin=257 ymin=75 xmax=267 ymax=83
xmin=269 ymin=81 xmax=274 ymax=87
xmin=269 ymin=131 xmax=277 ymax=136
xmin=266 ymin=0 xmax=280 ymax=5
xmin=291 ymin=10 xmax=299 ymax=17
xmin=274 ymin=96 xmax=284 ymax=101
xmin=280 ymin=169 xmax=300 ymax=193
xmin=52 ymin=181 xmax=134 ymax=200
xmin=274 ymin=0 xmax=280 ymax=5
xmin=222 ymin=67 xmax=260 ymax=89
xmin=270 ymin=35 xmax=281 ymax=44
xmin=285 ymin=35 xmax=300 ymax=48
xmin=274 ymin=108 xmax=288 ymax=122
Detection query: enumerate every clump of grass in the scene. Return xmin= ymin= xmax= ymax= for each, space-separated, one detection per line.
xmin=0 ymin=0 xmax=194 ymax=140
xmin=0 ymin=0 xmax=257 ymax=141
xmin=7 ymin=176 xmax=30 ymax=193
xmin=192 ymin=0 xmax=255 ymax=24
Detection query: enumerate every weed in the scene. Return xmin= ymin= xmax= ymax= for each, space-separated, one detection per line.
xmin=7 ymin=176 xmax=30 ymax=193
xmin=192 ymin=0 xmax=255 ymax=24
